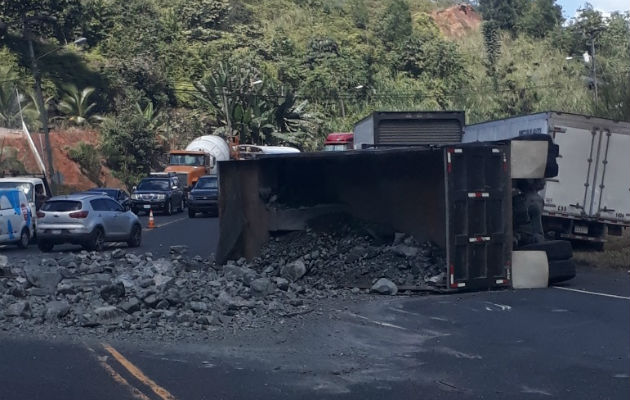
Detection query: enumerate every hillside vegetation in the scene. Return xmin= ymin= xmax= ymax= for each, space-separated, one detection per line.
xmin=0 ymin=0 xmax=628 ymax=186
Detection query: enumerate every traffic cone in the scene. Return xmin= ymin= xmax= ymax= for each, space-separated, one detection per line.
xmin=147 ymin=209 xmax=156 ymax=229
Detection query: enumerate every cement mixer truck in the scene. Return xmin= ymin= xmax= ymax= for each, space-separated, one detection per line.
xmin=164 ymin=135 xmax=231 ymax=191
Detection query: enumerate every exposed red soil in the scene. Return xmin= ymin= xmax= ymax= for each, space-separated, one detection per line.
xmin=431 ymin=4 xmax=482 ymax=39
xmin=0 ymin=127 xmax=122 ymax=192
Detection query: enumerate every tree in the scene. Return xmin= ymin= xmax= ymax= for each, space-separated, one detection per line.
xmin=482 ymin=21 xmax=501 ymax=87
xmin=518 ymin=0 xmax=562 ymax=38
xmin=175 ymin=0 xmax=230 ymax=40
xmin=478 ymin=0 xmax=526 ymax=36
xmin=378 ymin=0 xmax=413 ymax=48
xmin=57 ymin=84 xmax=101 ymax=125
xmin=100 ymin=100 xmax=161 ymax=189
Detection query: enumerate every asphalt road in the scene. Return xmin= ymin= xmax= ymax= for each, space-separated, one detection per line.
xmin=0 ymin=212 xmax=219 ymax=261
xmin=0 ymin=265 xmax=628 ymax=400
xmin=1 ymin=214 xmax=628 ymax=399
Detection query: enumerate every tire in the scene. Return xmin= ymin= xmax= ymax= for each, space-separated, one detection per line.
xmin=17 ymin=228 xmax=30 ymax=249
xmin=188 ymin=208 xmax=196 ymax=218
xmin=548 ymin=259 xmax=576 ymax=284
xmin=86 ymin=227 xmax=105 ymax=251
xmin=517 ymin=240 xmax=573 ymax=261
xmin=127 ymin=224 xmax=142 ymax=248
xmin=38 ymin=240 xmax=54 ymax=252
xmin=164 ymin=200 xmax=172 ymax=216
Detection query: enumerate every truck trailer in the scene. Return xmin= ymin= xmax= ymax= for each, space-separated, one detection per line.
xmin=353 ymin=111 xmax=465 ymax=149
xmin=464 ymin=111 xmax=630 ymax=247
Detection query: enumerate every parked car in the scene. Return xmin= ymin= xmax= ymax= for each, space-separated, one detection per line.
xmin=82 ymin=188 xmax=131 ymax=210
xmin=188 ymin=175 xmax=219 ymax=218
xmin=36 ymin=193 xmax=142 ymax=252
xmin=0 ymin=189 xmax=33 ymax=248
xmin=130 ymin=173 xmax=185 ymax=215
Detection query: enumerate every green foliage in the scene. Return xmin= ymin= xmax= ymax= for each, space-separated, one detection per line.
xmin=518 ymin=0 xmax=562 ymax=38
xmin=57 ymin=84 xmax=101 ymax=125
xmin=479 ymin=0 xmax=525 ymax=34
xmin=378 ymin=0 xmax=413 ymax=48
xmin=0 ymin=147 xmax=27 ymax=175
xmin=0 ymin=0 xmax=627 ymax=180
xmin=100 ymin=96 xmax=162 ymax=189
xmin=482 ymin=21 xmax=501 ymax=86
xmin=175 ymin=0 xmax=231 ymax=40
xmin=67 ymin=142 xmax=102 ymax=185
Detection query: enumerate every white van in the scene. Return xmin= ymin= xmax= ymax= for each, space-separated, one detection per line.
xmin=0 ymin=189 xmax=33 ymax=248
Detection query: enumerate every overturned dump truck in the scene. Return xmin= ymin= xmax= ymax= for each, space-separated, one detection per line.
xmin=217 ymin=144 xmax=514 ymax=291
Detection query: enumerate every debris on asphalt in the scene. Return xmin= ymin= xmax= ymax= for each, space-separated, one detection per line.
xmin=0 ymin=218 xmax=446 ymax=339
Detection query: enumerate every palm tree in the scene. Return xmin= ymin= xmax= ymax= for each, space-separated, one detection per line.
xmin=57 ymin=84 xmax=101 ymax=126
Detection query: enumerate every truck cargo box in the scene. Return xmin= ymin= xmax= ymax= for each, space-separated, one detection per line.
xmin=353 ymin=111 xmax=465 ymax=149
xmin=464 ymin=111 xmax=630 ymax=243
xmin=216 ymin=144 xmax=512 ymax=291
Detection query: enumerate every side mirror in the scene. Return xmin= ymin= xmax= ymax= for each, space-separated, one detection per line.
xmin=172 ymin=186 xmax=178 ymax=190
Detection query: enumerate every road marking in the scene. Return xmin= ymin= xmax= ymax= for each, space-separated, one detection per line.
xmin=143 ymin=216 xmax=187 ymax=231
xmin=553 ymin=286 xmax=630 ymax=300
xmin=344 ymin=311 xmax=408 ymax=330
xmin=484 ymin=302 xmax=512 ymax=311
xmin=103 ymin=343 xmax=178 ymax=400
xmin=85 ymin=345 xmax=152 ymax=400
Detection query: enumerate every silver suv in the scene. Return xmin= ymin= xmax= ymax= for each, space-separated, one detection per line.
xmin=36 ymin=193 xmax=142 ymax=252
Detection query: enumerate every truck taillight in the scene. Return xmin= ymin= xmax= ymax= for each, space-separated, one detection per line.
xmin=36 ymin=211 xmax=45 ymax=218
xmin=69 ymin=211 xmax=89 ymax=219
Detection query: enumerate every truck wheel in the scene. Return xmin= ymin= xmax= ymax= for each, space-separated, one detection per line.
xmin=517 ymin=240 xmax=573 ymax=261
xmin=17 ymin=228 xmax=30 ymax=249
xmin=548 ymin=259 xmax=576 ymax=284
xmin=188 ymin=208 xmax=196 ymax=218
xmin=38 ymin=240 xmax=54 ymax=252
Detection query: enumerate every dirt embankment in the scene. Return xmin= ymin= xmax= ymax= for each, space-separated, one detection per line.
xmin=431 ymin=4 xmax=482 ymax=39
xmin=0 ymin=127 xmax=121 ymax=192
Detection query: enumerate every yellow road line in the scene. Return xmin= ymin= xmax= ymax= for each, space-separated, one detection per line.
xmin=85 ymin=345 xmax=152 ymax=400
xmin=103 ymin=343 xmax=178 ymax=400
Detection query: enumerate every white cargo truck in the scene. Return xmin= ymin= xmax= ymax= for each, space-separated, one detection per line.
xmin=464 ymin=111 xmax=630 ymax=247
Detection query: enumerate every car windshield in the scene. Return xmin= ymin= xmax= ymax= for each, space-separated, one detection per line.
xmin=195 ymin=178 xmax=218 ymax=189
xmin=42 ymin=200 xmax=82 ymax=212
xmin=169 ymin=154 xmax=205 ymax=166
xmin=0 ymin=182 xmax=34 ymax=202
xmin=137 ymin=180 xmax=169 ymax=191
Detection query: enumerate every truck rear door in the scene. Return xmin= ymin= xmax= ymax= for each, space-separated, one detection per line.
xmin=589 ymin=130 xmax=630 ymax=225
xmin=543 ymin=126 xmax=595 ymax=219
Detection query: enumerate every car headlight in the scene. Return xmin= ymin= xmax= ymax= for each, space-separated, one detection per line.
xmin=131 ymin=194 xmax=140 ymax=200
xmin=156 ymin=194 xmax=166 ymax=200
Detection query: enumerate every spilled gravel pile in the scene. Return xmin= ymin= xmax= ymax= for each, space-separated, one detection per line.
xmin=0 ymin=218 xmax=446 ymax=338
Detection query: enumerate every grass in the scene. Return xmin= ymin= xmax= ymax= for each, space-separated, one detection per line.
xmin=572 ymin=228 xmax=630 ymax=270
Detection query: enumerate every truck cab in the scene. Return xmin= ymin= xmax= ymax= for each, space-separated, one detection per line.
xmin=324 ymin=132 xmax=353 ymax=151
xmin=165 ymin=150 xmax=215 ymax=190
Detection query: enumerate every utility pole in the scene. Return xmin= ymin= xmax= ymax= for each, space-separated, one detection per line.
xmin=25 ymin=30 xmax=56 ymax=194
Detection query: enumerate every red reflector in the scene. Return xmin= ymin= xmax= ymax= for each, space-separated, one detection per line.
xmin=69 ymin=211 xmax=89 ymax=219
xmin=36 ymin=211 xmax=45 ymax=218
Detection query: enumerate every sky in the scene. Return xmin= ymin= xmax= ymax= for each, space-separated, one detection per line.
xmin=556 ymin=0 xmax=630 ymax=19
